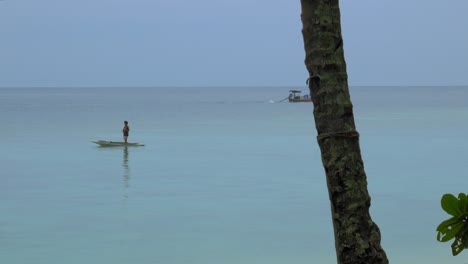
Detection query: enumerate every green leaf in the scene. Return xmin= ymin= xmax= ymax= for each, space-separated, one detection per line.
xmin=452 ymin=236 xmax=465 ymax=256
xmin=458 ymin=193 xmax=468 ymax=213
xmin=437 ymin=221 xmax=465 ymax=242
xmin=437 ymin=217 xmax=460 ymax=231
xmin=437 ymin=193 xmax=468 ymax=256
xmin=441 ymin=194 xmax=462 ymax=217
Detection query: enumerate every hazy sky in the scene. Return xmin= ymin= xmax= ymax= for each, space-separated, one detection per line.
xmin=1 ymin=0 xmax=467 ymax=87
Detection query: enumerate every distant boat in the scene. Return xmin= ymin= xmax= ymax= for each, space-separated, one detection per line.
xmin=93 ymin=140 xmax=145 ymax=147
xmin=288 ymin=90 xmax=311 ymax=102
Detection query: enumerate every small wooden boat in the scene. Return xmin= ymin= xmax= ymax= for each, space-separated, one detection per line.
xmin=93 ymin=140 xmax=145 ymax=147
xmin=288 ymin=90 xmax=311 ymax=102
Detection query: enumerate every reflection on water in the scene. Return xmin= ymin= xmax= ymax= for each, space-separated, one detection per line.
xmin=123 ymin=146 xmax=130 ymax=200
xmin=95 ymin=145 xmax=131 ymax=200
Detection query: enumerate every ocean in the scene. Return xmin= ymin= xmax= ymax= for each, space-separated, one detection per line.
xmin=1 ymin=86 xmax=467 ymax=264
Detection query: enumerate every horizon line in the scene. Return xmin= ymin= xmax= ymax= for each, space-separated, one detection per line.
xmin=0 ymin=84 xmax=468 ymax=89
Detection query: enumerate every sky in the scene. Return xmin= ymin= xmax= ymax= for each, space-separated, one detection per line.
xmin=0 ymin=0 xmax=467 ymax=87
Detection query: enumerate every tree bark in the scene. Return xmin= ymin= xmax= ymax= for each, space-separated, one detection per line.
xmin=299 ymin=1 xmax=389 ymax=263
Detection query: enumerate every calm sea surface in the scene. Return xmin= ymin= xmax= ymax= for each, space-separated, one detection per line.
xmin=1 ymin=86 xmax=467 ymax=264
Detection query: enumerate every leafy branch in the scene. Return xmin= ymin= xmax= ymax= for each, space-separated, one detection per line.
xmin=436 ymin=193 xmax=468 ymax=256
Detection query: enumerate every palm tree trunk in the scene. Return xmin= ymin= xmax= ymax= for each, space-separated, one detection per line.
xmin=299 ymin=1 xmax=389 ymax=263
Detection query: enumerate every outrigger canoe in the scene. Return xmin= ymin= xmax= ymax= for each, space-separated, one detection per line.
xmin=93 ymin=140 xmax=145 ymax=147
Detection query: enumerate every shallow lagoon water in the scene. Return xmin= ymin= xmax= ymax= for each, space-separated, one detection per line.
xmin=1 ymin=86 xmax=467 ymax=263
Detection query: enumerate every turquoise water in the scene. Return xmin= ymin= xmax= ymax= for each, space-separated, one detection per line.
xmin=1 ymin=86 xmax=467 ymax=263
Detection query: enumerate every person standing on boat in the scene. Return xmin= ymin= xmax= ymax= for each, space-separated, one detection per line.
xmin=123 ymin=121 xmax=130 ymax=143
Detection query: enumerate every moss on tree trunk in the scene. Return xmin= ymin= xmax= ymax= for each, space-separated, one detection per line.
xmin=300 ymin=1 xmax=389 ymax=263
